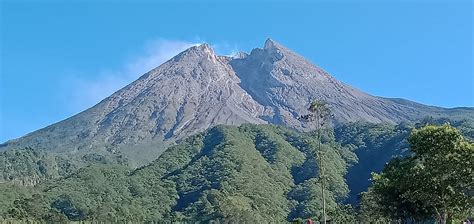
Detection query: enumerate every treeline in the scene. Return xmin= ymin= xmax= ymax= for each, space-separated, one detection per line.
xmin=336 ymin=118 xmax=474 ymax=205
xmin=1 ymin=124 xmax=357 ymax=222
xmin=359 ymin=124 xmax=473 ymax=223
xmin=0 ymin=118 xmax=472 ymax=222
xmin=0 ymin=147 xmax=128 ymax=186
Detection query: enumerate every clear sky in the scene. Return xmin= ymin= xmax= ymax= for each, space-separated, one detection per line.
xmin=0 ymin=0 xmax=473 ymax=142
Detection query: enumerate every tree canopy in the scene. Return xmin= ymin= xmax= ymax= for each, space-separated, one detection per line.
xmin=360 ymin=124 xmax=474 ymax=223
xmin=2 ymin=119 xmax=472 ymax=222
xmin=0 ymin=124 xmax=356 ymax=222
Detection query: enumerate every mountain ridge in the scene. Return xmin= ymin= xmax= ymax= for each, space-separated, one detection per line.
xmin=1 ymin=38 xmax=472 ymax=165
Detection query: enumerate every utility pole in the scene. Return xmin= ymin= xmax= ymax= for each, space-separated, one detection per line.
xmin=299 ymin=100 xmax=332 ymax=224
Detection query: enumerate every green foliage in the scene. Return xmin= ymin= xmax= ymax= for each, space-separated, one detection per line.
xmin=360 ymin=124 xmax=474 ymax=223
xmin=358 ymin=187 xmax=392 ymax=223
xmin=0 ymin=147 xmax=128 ymax=186
xmin=328 ymin=204 xmax=358 ymax=223
xmin=0 ymin=147 xmax=73 ymax=185
xmin=335 ymin=122 xmax=411 ymax=204
xmin=407 ymin=124 xmax=473 ymax=222
xmin=0 ymin=124 xmax=355 ymax=222
xmin=416 ymin=117 xmax=474 ymax=140
xmin=0 ymin=183 xmax=34 ymax=220
xmin=336 ymin=118 xmax=473 ymax=205
xmin=4 ymin=119 xmax=469 ymax=222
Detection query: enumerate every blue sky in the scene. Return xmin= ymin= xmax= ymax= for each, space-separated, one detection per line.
xmin=0 ymin=0 xmax=472 ymax=142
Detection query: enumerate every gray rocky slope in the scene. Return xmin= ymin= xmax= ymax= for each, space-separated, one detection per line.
xmin=1 ymin=39 xmax=472 ymax=165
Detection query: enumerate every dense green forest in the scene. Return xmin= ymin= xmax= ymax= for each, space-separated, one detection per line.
xmin=0 ymin=147 xmax=128 ymax=185
xmin=359 ymin=124 xmax=473 ymax=223
xmin=0 ymin=124 xmax=357 ymax=222
xmin=336 ymin=118 xmax=474 ymax=205
xmin=0 ymin=119 xmax=472 ymax=222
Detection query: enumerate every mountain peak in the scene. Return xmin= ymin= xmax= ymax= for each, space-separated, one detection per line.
xmin=170 ymin=43 xmax=217 ymax=64
xmin=189 ymin=43 xmax=215 ymax=55
xmin=264 ymin=38 xmax=282 ymax=50
xmin=259 ymin=38 xmax=288 ymax=61
xmin=2 ymin=37 xmax=471 ymax=167
xmin=263 ymin=38 xmax=287 ymax=51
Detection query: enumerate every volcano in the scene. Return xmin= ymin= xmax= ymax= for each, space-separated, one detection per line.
xmin=2 ymin=38 xmax=472 ymax=165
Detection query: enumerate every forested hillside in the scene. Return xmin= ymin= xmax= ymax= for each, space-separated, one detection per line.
xmin=0 ymin=147 xmax=128 ymax=186
xmin=1 ymin=119 xmax=472 ymax=222
xmin=358 ymin=124 xmax=473 ymax=223
xmin=335 ymin=122 xmax=411 ymax=204
xmin=0 ymin=124 xmax=357 ymax=222
xmin=336 ymin=118 xmax=474 ymax=204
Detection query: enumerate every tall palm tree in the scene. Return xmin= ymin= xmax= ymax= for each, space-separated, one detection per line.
xmin=299 ymin=100 xmax=332 ymax=223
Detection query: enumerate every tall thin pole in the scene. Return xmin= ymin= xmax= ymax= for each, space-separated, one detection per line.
xmin=300 ymin=100 xmax=330 ymax=223
xmin=317 ymin=115 xmax=326 ymax=224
